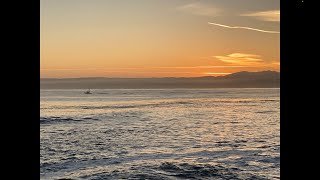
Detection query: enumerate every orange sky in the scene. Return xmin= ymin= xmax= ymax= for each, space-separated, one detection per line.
xmin=40 ymin=0 xmax=279 ymax=78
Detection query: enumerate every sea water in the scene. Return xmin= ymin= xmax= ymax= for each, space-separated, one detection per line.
xmin=40 ymin=88 xmax=280 ymax=179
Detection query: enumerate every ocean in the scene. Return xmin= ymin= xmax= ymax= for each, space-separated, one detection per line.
xmin=40 ymin=88 xmax=280 ymax=180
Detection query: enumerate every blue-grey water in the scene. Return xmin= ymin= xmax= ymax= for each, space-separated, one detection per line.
xmin=40 ymin=88 xmax=280 ymax=180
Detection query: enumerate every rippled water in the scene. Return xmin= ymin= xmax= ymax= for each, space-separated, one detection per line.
xmin=40 ymin=88 xmax=280 ymax=180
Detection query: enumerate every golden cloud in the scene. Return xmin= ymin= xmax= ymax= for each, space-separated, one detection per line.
xmin=215 ymin=53 xmax=264 ymax=66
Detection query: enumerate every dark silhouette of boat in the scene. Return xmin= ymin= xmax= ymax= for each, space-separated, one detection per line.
xmin=84 ymin=89 xmax=92 ymax=94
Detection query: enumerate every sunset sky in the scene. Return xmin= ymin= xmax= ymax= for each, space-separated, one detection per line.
xmin=40 ymin=0 xmax=279 ymax=78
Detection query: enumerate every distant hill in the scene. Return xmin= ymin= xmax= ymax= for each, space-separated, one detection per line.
xmin=221 ymin=71 xmax=280 ymax=79
xmin=40 ymin=71 xmax=280 ymax=89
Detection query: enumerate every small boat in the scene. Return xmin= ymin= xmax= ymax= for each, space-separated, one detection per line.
xmin=84 ymin=89 xmax=92 ymax=94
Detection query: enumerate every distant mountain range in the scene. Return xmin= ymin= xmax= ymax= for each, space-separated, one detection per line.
xmin=40 ymin=71 xmax=280 ymax=89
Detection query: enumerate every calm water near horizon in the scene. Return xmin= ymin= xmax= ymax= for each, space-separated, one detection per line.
xmin=40 ymin=88 xmax=280 ymax=179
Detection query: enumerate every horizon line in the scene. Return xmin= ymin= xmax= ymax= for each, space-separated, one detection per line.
xmin=40 ymin=70 xmax=280 ymax=79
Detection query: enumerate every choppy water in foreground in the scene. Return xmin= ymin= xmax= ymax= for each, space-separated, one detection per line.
xmin=40 ymin=88 xmax=280 ymax=180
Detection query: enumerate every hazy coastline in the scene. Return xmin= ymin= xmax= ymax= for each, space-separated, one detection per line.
xmin=41 ymin=71 xmax=280 ymax=89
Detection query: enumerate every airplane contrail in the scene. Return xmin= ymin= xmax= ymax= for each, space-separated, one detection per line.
xmin=208 ymin=22 xmax=280 ymax=34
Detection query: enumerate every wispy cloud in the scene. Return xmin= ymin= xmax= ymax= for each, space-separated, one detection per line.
xmin=215 ymin=53 xmax=265 ymax=66
xmin=271 ymin=62 xmax=280 ymax=66
xmin=242 ymin=10 xmax=280 ymax=22
xmin=177 ymin=3 xmax=219 ymax=16
xmin=153 ymin=66 xmax=245 ymax=69
xmin=40 ymin=65 xmax=244 ymax=71
xmin=40 ymin=68 xmax=195 ymax=74
xmin=203 ymin=72 xmax=231 ymax=75
xmin=214 ymin=53 xmax=280 ymax=69
xmin=208 ymin=22 xmax=280 ymax=34
xmin=40 ymin=68 xmax=143 ymax=71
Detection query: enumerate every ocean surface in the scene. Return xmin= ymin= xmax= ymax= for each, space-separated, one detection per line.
xmin=40 ymin=88 xmax=280 ymax=180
